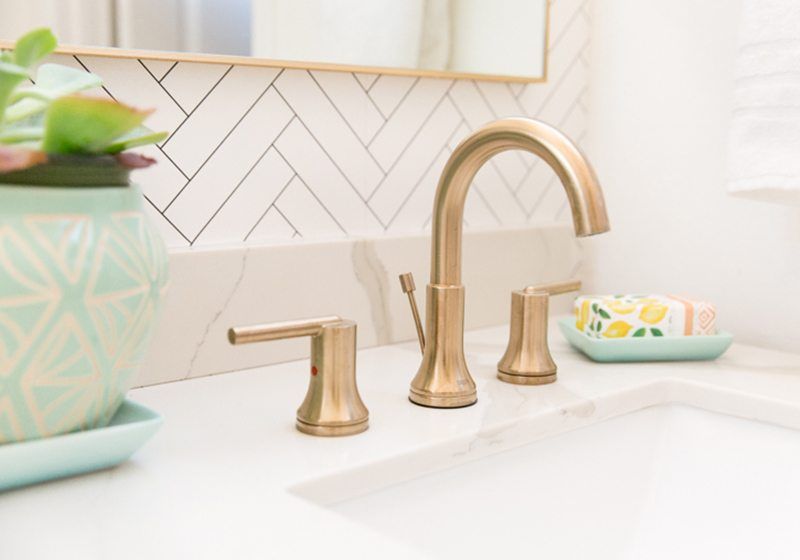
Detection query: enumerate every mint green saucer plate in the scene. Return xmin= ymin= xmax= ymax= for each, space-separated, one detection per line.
xmin=557 ymin=317 xmax=733 ymax=363
xmin=0 ymin=399 xmax=162 ymax=492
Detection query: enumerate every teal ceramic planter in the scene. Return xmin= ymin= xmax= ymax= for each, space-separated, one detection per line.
xmin=0 ymin=183 xmax=168 ymax=444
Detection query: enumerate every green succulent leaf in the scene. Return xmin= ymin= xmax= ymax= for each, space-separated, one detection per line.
xmin=5 ymin=64 xmax=102 ymax=123
xmin=13 ymin=28 xmax=57 ymax=68
xmin=103 ymin=125 xmax=168 ymax=154
xmin=43 ymin=96 xmax=151 ymax=155
xmin=0 ymin=61 xmax=29 ymax=122
xmin=0 ymin=125 xmax=43 ymax=144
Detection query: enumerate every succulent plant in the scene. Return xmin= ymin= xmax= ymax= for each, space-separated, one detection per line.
xmin=0 ymin=28 xmax=167 ymax=182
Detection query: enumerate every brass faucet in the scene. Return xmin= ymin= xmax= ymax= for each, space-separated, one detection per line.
xmin=400 ymin=118 xmax=610 ymax=408
xmin=228 ymin=316 xmax=369 ymax=436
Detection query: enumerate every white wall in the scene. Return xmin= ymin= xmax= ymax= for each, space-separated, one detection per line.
xmin=585 ymin=0 xmax=800 ymax=353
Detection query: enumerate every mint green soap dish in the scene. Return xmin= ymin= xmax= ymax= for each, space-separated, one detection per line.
xmin=0 ymin=399 xmax=162 ymax=492
xmin=557 ymin=317 xmax=733 ymax=363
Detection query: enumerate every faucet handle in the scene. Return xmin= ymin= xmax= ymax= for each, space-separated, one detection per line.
xmin=228 ymin=316 xmax=369 ymax=436
xmin=524 ymin=279 xmax=581 ymax=296
xmin=497 ymin=279 xmax=581 ymax=386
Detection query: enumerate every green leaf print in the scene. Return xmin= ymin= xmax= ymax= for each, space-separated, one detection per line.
xmin=633 ymin=328 xmax=646 ymax=337
xmin=651 ymin=328 xmax=664 ymax=337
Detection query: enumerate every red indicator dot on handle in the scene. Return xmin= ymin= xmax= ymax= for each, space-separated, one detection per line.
xmin=311 ymin=366 xmax=318 ymax=376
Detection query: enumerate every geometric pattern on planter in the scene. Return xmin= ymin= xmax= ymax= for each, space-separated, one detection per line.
xmin=0 ymin=202 xmax=168 ymax=444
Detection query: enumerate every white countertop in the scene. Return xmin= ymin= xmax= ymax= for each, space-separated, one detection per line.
xmin=2 ymin=320 xmax=800 ymax=559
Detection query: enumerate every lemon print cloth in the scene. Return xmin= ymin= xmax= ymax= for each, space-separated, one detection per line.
xmin=573 ymin=295 xmax=717 ymax=339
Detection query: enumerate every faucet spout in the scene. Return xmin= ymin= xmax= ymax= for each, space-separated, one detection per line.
xmin=409 ymin=118 xmax=610 ymax=408
xmin=430 ymin=118 xmax=609 ymax=286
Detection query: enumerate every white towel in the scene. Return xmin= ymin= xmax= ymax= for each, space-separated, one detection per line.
xmin=728 ymin=0 xmax=800 ymax=205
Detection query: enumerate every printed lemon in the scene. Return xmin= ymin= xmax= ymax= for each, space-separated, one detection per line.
xmin=576 ymin=300 xmax=591 ymax=330
xmin=606 ymin=300 xmax=637 ymax=314
xmin=639 ymin=303 xmax=668 ymax=324
xmin=603 ymin=321 xmax=633 ymax=338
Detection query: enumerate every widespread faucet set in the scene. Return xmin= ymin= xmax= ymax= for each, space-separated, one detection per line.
xmin=228 ymin=118 xmax=610 ymax=437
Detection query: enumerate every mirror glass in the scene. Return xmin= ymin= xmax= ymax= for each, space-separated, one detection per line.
xmin=0 ymin=0 xmax=548 ymax=81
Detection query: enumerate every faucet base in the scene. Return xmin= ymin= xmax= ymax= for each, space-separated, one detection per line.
xmin=408 ymin=389 xmax=477 ymax=408
xmin=409 ymin=284 xmax=478 ymax=409
xmin=497 ymin=370 xmax=557 ymax=386
xmin=296 ymin=417 xmax=369 ymax=437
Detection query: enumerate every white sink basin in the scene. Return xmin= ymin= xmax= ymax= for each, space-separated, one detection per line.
xmin=293 ymin=399 xmax=800 ymax=559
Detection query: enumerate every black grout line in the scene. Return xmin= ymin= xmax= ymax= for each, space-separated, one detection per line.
xmin=158 ymin=61 xmax=179 ymax=83
xmin=366 ymin=76 xmax=420 ymax=148
xmin=306 ymin=70 xmax=387 ymax=177
xmin=366 ymin=74 xmax=381 ymax=93
xmin=73 ymin=56 xmax=117 ymax=101
xmin=160 ymin=64 xmax=233 ymax=149
xmin=244 ymin=173 xmax=298 ymax=241
xmin=385 ymin=145 xmax=451 ymax=229
xmin=289 ymin=172 xmax=349 ymax=235
xmin=137 ymin=59 xmax=188 ymax=117
xmin=271 ymin=203 xmax=301 ymax=237
xmin=155 ymin=144 xmax=190 ymax=181
xmin=269 ymin=147 xmax=344 ymax=236
xmin=190 ymin=115 xmax=297 ymax=243
xmin=142 ymin=192 xmax=192 ymax=245
xmin=163 ymin=69 xmax=284 ymax=212
xmin=366 ymin=84 xmax=453 ymax=205
xmin=271 ymin=86 xmax=387 ymax=228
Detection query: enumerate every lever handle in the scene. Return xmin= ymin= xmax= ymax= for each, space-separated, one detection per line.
xmin=497 ymin=278 xmax=582 ymax=386
xmin=228 ymin=315 xmax=342 ymax=344
xmin=228 ymin=316 xmax=368 ymax=437
xmin=524 ymin=278 xmax=581 ymax=296
xmin=399 ymin=272 xmax=425 ymax=353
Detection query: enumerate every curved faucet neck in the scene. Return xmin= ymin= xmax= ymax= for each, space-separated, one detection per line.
xmin=429 ymin=118 xmax=609 ymax=286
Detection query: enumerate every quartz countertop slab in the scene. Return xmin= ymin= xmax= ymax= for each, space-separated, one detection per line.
xmin=2 ymin=320 xmax=800 ymax=559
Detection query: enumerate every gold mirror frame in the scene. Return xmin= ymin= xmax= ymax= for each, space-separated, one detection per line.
xmin=0 ymin=2 xmax=549 ymax=83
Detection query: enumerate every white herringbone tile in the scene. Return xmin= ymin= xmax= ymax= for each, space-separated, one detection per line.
xmin=354 ymin=72 xmax=379 ymax=91
xmin=131 ymin=144 xmax=187 ymax=211
xmin=141 ymin=59 xmax=175 ymax=81
xmin=370 ymin=96 xmax=461 ymax=224
xmin=160 ymin=61 xmax=229 ymax=113
xmin=472 ymin=162 xmax=527 ymax=225
xmin=368 ymin=77 xmax=453 ymax=170
xmin=274 ymin=177 xmax=346 ymax=239
xmin=387 ymin=147 xmax=451 ymax=233
xmin=310 ymin=70 xmax=385 ymax=144
xmin=162 ymin=65 xmax=280 ymax=177
xmin=247 ymin=206 xmax=297 ymax=242
xmin=166 ymin=86 xmax=293 ymax=240
xmin=68 ymin=0 xmax=591 ymax=248
xmin=274 ymin=119 xmax=383 ymax=235
xmin=195 ymin=148 xmax=294 ymax=245
xmin=367 ymin=74 xmax=416 ymax=117
xmin=275 ymin=70 xmax=383 ymax=197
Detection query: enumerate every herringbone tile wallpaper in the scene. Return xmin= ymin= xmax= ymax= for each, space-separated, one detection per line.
xmin=55 ymin=0 xmax=589 ymax=248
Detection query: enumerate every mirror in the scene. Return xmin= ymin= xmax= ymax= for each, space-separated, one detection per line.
xmin=0 ymin=0 xmax=548 ymax=81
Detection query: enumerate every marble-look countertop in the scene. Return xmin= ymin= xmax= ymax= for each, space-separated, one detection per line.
xmin=2 ymin=320 xmax=800 ymax=559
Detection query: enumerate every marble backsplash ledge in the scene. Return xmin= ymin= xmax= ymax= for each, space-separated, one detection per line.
xmin=138 ymin=224 xmax=583 ymax=387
